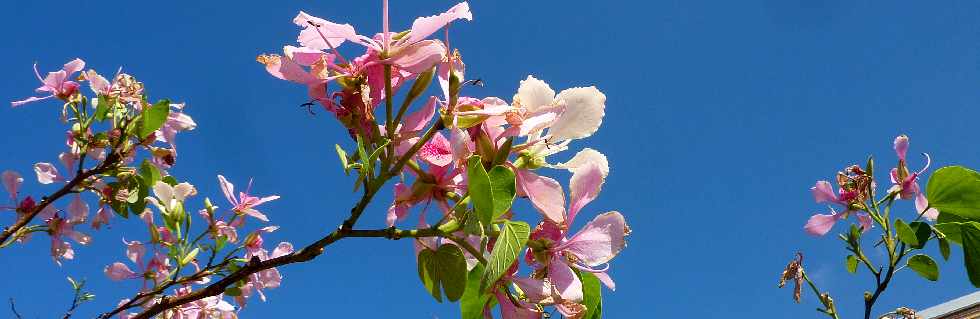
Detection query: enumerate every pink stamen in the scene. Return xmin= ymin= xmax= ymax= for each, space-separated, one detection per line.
xmin=382 ymin=0 xmax=390 ymax=52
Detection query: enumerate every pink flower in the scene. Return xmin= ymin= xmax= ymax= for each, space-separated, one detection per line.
xmin=238 ymin=241 xmax=293 ymax=306
xmin=33 ymin=162 xmax=63 ymax=184
xmin=915 ymin=193 xmax=940 ymax=221
xmin=803 ymin=180 xmax=873 ymax=236
xmin=12 ymin=58 xmax=85 ymax=107
xmin=889 ymin=135 xmax=931 ymax=200
xmin=217 ymin=175 xmax=280 ymax=222
xmin=522 ymin=163 xmax=629 ymax=311
xmin=2 ymin=170 xmax=23 ymax=202
xmin=105 ymin=262 xmax=139 ymax=281
xmin=46 ymin=207 xmax=92 ymax=264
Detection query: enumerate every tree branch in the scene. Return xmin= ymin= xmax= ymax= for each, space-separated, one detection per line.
xmin=0 ymin=153 xmax=118 ymax=246
xmin=8 ymin=298 xmax=23 ymax=319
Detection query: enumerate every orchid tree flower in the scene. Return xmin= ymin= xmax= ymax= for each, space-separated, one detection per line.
xmin=239 ymin=239 xmax=293 ymax=306
xmin=11 ymin=58 xmax=85 ymax=107
xmin=146 ymin=181 xmax=197 ymax=214
xmin=521 ymin=162 xmax=629 ymax=317
xmin=41 ymin=195 xmax=92 ymax=264
xmin=217 ymin=175 xmax=280 ymax=222
xmin=170 ymin=286 xmax=237 ymax=319
xmin=105 ymin=239 xmax=146 ymax=281
xmin=888 ymin=135 xmax=931 ymax=200
xmin=1 ymin=170 xmax=24 ymax=211
xmin=803 ymin=178 xmax=873 ymax=236
xmin=294 ymin=2 xmax=472 ymax=74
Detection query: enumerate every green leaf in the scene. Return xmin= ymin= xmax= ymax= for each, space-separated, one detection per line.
xmin=467 ymin=156 xmax=494 ymax=226
xmin=908 ymin=221 xmax=933 ymax=249
xmin=961 ymin=222 xmax=980 ymax=287
xmin=927 ymin=166 xmax=980 ymax=221
xmin=139 ymin=160 xmax=162 ymax=189
xmin=578 ymin=270 xmax=603 ymax=319
xmin=907 ymin=254 xmax=939 ymax=281
xmin=895 ymin=219 xmax=917 ymax=247
xmin=335 ymin=144 xmax=350 ymax=175
xmin=940 ymin=237 xmax=952 ymax=261
xmin=224 ymin=287 xmax=242 ymax=297
xmin=417 ymin=248 xmax=442 ymax=302
xmin=93 ymin=97 xmax=111 ymax=122
xmin=846 ymin=255 xmax=859 ymax=273
xmin=435 ymin=244 xmax=468 ymax=302
xmin=139 ymin=99 xmax=171 ymax=139
xmin=896 ymin=219 xmax=932 ymax=249
xmin=481 ymin=220 xmax=531 ymax=291
xmin=488 ymin=165 xmax=516 ymax=220
xmin=460 ymin=264 xmax=493 ymax=319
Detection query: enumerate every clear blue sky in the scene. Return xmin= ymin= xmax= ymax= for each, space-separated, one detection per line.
xmin=2 ymin=0 xmax=979 ymax=318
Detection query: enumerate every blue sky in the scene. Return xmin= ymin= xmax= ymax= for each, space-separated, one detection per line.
xmin=2 ymin=0 xmax=979 ymax=318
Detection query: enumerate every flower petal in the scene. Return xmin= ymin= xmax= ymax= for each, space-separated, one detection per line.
xmin=548 ymin=87 xmax=606 ymax=142
xmin=105 ymin=262 xmax=137 ymax=281
xmin=894 ymin=135 xmax=909 ymax=161
xmin=517 ymin=170 xmax=566 ymax=225
xmin=803 ymin=212 xmax=842 ymax=236
xmin=567 ymin=162 xmax=605 ymax=224
xmin=516 ymin=75 xmax=555 ymax=113
xmin=916 ymin=193 xmax=940 ymax=221
xmin=388 ymin=40 xmax=446 ymax=74
xmin=33 ymin=162 xmax=62 ymax=184
xmin=402 ymin=2 xmax=474 ymax=46
xmin=2 ymin=170 xmax=23 ymax=200
xmin=811 ymin=181 xmax=838 ymax=204
xmin=293 ymin=11 xmax=364 ymax=50
xmin=217 ymin=175 xmax=237 ymax=206
xmin=549 ymin=255 xmax=583 ymax=302
xmin=560 ymin=212 xmax=628 ymax=267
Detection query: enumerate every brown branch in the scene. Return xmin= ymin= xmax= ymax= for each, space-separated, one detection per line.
xmin=8 ymin=298 xmax=23 ymax=319
xmin=0 ymin=153 xmax=119 ymax=246
xmin=127 ymin=226 xmax=447 ymax=319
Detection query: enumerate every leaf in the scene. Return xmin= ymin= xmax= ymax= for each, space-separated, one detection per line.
xmin=93 ymin=97 xmax=111 ymax=122
xmin=481 ymin=220 xmax=531 ymax=291
xmin=488 ymin=166 xmax=517 ymax=220
xmin=846 ymin=255 xmax=858 ymax=274
xmin=963 ymin=223 xmax=980 ymax=287
xmin=435 ymin=244 xmax=468 ymax=302
xmin=335 ymin=144 xmax=350 ymax=175
xmin=940 ymin=237 xmax=952 ymax=261
xmin=460 ymin=264 xmax=493 ymax=319
xmin=908 ymin=221 xmax=933 ymax=249
xmin=417 ymin=248 xmax=442 ymax=302
xmin=467 ymin=156 xmax=494 ymax=226
xmin=895 ymin=219 xmax=918 ymax=247
xmin=139 ymin=160 xmax=162 ymax=189
xmin=907 ymin=254 xmax=939 ymax=281
xmin=578 ymin=270 xmax=603 ymax=319
xmin=139 ymin=99 xmax=171 ymax=139
xmin=927 ymin=166 xmax=980 ymax=221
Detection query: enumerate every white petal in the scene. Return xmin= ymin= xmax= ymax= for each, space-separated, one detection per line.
xmin=172 ymin=182 xmax=197 ymax=202
xmin=152 ymin=181 xmax=174 ymax=202
xmin=549 ymin=87 xmax=606 ymax=141
xmin=552 ymin=148 xmax=609 ymax=178
xmin=516 ymin=75 xmax=555 ymax=113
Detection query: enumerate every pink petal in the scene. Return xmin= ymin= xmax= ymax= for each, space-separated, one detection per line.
xmin=803 ymin=212 xmax=842 ymax=236
xmin=916 ymin=193 xmax=940 ymax=221
xmin=283 ymin=45 xmax=332 ymax=66
xmin=67 ymin=194 xmax=88 ymax=223
xmin=559 ymin=212 xmax=627 ymax=267
xmin=62 ymin=58 xmax=85 ymax=75
xmin=810 ymin=181 xmax=838 ymax=204
xmin=593 ymin=271 xmax=616 ymax=290
xmin=105 ymin=262 xmax=137 ymax=281
xmin=418 ymin=132 xmax=453 ymax=167
xmin=495 ymin=290 xmax=542 ymax=319
xmin=217 ymin=175 xmax=237 ymax=207
xmin=271 ymin=242 xmax=294 ymax=259
xmin=548 ymin=254 xmax=583 ymax=302
xmin=388 ymin=40 xmax=446 ymax=74
xmin=34 ymin=162 xmax=62 ymax=184
xmin=293 ymin=11 xmax=367 ymax=50
xmin=401 ymin=2 xmax=474 ymax=46
xmin=438 ymin=55 xmax=465 ymax=100
xmin=401 ymin=96 xmax=437 ymax=134
xmin=2 ymin=170 xmax=23 ymax=200
xmin=124 ymin=239 xmax=145 ymax=265
xmin=11 ymin=95 xmax=53 ymax=107
xmin=517 ymin=170 xmax=566 ymax=225
xmin=856 ymin=212 xmax=873 ymax=232
xmin=567 ymin=163 xmax=605 ymax=225
xmin=511 ymin=277 xmax=551 ymax=303
xmin=894 ymin=135 xmax=909 ymax=161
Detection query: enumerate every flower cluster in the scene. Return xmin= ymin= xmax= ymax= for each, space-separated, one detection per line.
xmin=261 ymin=2 xmax=629 ymax=317
xmin=4 ymin=58 xmax=195 ymax=263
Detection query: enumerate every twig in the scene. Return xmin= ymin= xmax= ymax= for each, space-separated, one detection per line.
xmin=9 ymin=298 xmax=23 ymax=319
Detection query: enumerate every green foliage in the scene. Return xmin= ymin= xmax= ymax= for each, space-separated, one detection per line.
xmin=896 ymin=219 xmax=932 ymax=249
xmin=907 ymin=254 xmax=939 ymax=281
xmin=466 ymin=156 xmax=517 ymax=226
xmin=139 ymin=99 xmax=170 ymax=139
xmin=927 ymin=166 xmax=980 ymax=221
xmin=578 ymin=270 xmax=604 ymax=319
xmin=961 ymin=223 xmax=980 ymax=287
xmin=846 ymin=255 xmax=858 ymax=273
xmin=481 ymin=220 xmax=531 ymax=292
xmin=417 ymin=244 xmax=469 ymax=302
xmin=460 ymin=264 xmax=493 ymax=318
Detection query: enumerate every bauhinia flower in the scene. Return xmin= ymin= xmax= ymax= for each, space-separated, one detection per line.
xmin=803 ymin=167 xmax=874 ymax=236
xmin=146 ymin=181 xmax=197 ymax=213
xmin=12 ymin=58 xmax=85 ymax=107
xmin=889 ymin=135 xmax=931 ymax=200
xmin=521 ymin=162 xmax=630 ymax=317
xmin=218 ymin=175 xmax=280 ymax=222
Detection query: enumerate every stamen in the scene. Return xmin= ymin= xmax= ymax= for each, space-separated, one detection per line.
xmin=306 ymin=21 xmax=352 ymax=68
